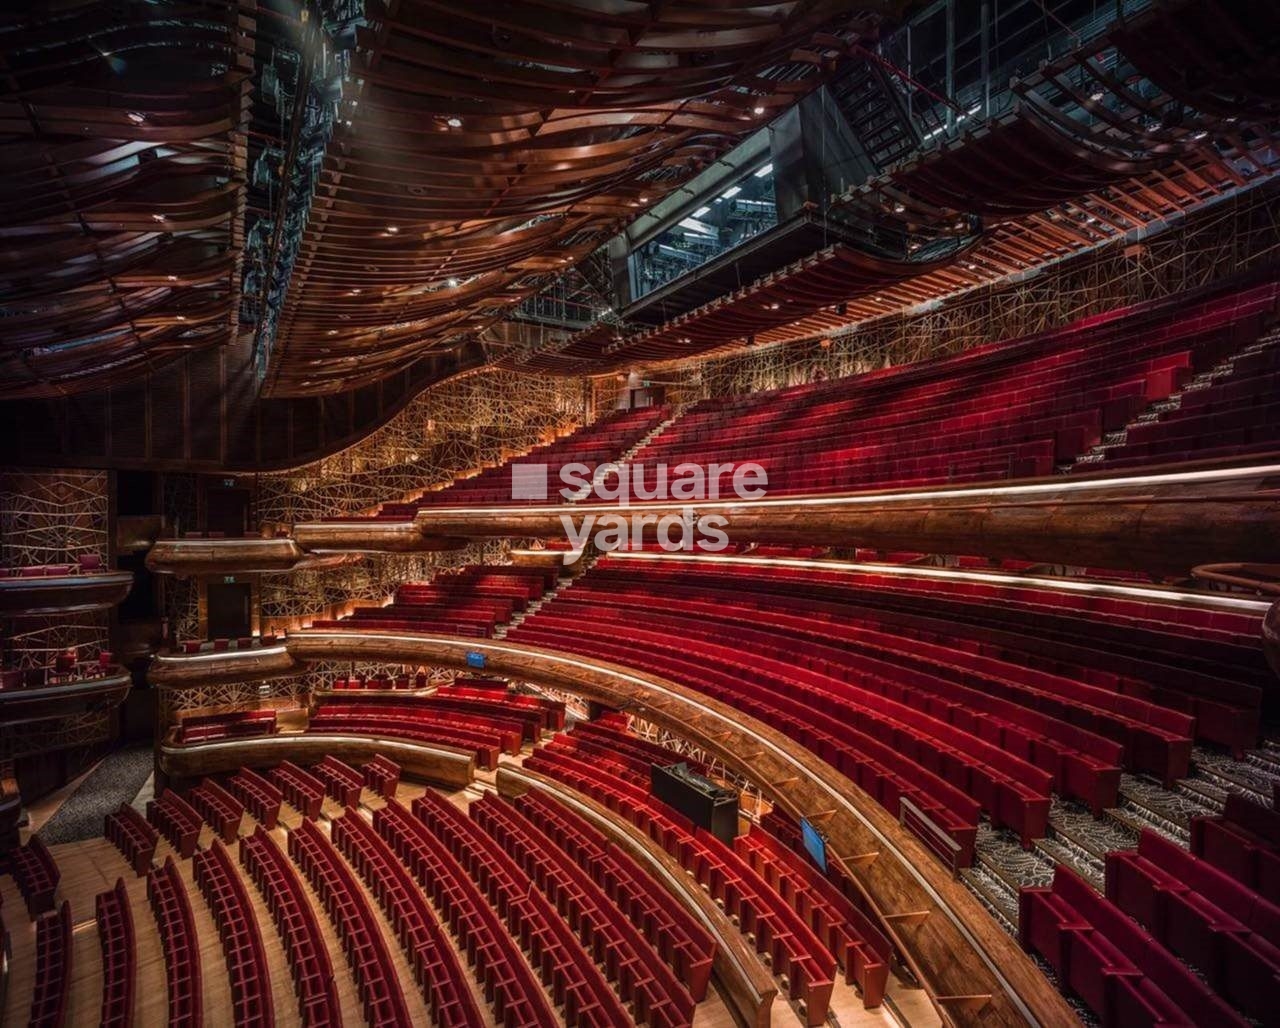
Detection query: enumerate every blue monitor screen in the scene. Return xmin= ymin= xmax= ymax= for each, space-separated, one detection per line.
xmin=800 ymin=817 xmax=827 ymax=873
xmin=465 ymin=651 xmax=486 ymax=669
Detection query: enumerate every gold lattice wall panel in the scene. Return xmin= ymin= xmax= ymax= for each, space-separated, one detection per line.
xmin=0 ymin=468 xmax=109 ymax=568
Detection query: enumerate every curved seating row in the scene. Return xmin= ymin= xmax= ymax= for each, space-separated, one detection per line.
xmin=227 ymin=768 xmax=281 ymax=830
xmin=330 ymin=808 xmax=487 ymax=1028
xmin=469 ymin=791 xmax=698 ymax=1026
xmin=594 ymin=279 xmax=1277 ymax=498
xmin=191 ymin=839 xmax=274 ymax=1028
xmin=410 ymin=789 xmax=632 ymax=1028
xmin=373 ymin=799 xmax=560 ymax=1028
xmin=30 ymin=900 xmax=72 ymax=1028
xmin=176 ymin=710 xmax=277 ymax=745
xmin=511 ymin=788 xmax=717 ymax=1002
xmin=311 ymin=755 xmax=363 ymax=807
xmin=96 ymin=878 xmax=136 ymax=1028
xmin=362 ymin=754 xmax=400 ymax=799
xmin=147 ymin=789 xmax=202 ymax=859
xmin=238 ymin=827 xmax=342 ymax=1027
xmin=288 ymin=818 xmax=412 ymax=1026
xmin=271 ymin=760 xmax=326 ymax=820
xmin=10 ymin=835 xmax=60 ymax=917
xmin=1191 ymin=794 xmax=1280 ymax=904
xmin=1105 ymin=829 xmax=1280 ymax=1023
xmin=106 ymin=802 xmax=158 ymax=877
xmin=146 ymin=857 xmax=202 ymax=1027
xmin=189 ymin=779 xmax=243 ymax=844
xmin=524 ymin=737 xmax=839 ymax=1024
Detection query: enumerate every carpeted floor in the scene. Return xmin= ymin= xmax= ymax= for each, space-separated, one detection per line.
xmin=37 ymin=746 xmax=154 ymax=845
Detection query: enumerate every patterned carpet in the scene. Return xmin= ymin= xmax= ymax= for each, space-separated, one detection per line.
xmin=37 ymin=746 xmax=153 ymax=845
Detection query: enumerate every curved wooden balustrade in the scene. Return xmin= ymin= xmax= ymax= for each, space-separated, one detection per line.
xmin=0 ymin=670 xmax=131 ymax=723
xmin=149 ymin=645 xmax=305 ymax=688
xmin=497 ymin=763 xmax=778 ymax=1028
xmin=291 ymin=463 xmax=1280 ymax=578
xmin=284 ymin=629 xmax=1078 ymax=1028
xmin=0 ymin=571 xmax=134 ymax=616
xmin=158 ymin=732 xmax=474 ymax=790
xmin=145 ymin=537 xmax=373 ymax=576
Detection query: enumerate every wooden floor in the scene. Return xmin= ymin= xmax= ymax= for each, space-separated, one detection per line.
xmin=2 ymin=769 xmax=921 ymax=1027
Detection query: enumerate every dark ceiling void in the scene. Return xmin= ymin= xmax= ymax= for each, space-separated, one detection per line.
xmin=0 ymin=0 xmax=252 ymax=400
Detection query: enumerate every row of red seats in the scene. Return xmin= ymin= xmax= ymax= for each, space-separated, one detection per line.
xmin=238 ymin=827 xmax=341 ymax=1026
xmin=146 ymin=857 xmax=202 ymax=1027
xmin=373 ymin=799 xmax=560 ymax=1027
xmin=30 ymin=900 xmax=71 ymax=1028
xmin=271 ymin=760 xmax=326 ymax=820
xmin=147 ymin=789 xmax=202 ymax=858
xmin=191 ymin=839 xmax=275 ymax=1028
xmin=396 ymin=405 xmax=670 ymax=511
xmin=96 ymin=878 xmax=135 ymax=1028
xmin=105 ymin=802 xmax=158 ymax=877
xmin=330 ymin=807 xmax=487 ymax=1028
xmin=572 ymin=715 xmax=714 ymax=778
xmin=524 ymin=740 xmax=839 ymax=1024
xmin=1191 ymin=794 xmax=1280 ymax=905
xmin=514 ymin=622 xmax=984 ymax=862
xmin=189 ymin=779 xmax=243 ymax=844
xmin=469 ymin=792 xmax=698 ymax=1027
xmin=1106 ymin=828 xmax=1280 ymax=1023
xmin=288 ymin=818 xmax=412 ymax=1026
xmin=614 ymin=280 xmax=1276 ymax=496
xmin=309 ymin=697 xmax=524 ymax=770
xmin=363 ymin=754 xmax=400 ymax=798
xmin=227 ymin=768 xmax=282 ymax=830
xmin=10 ymin=835 xmax=60 ymax=917
xmin=410 ymin=789 xmax=632 ymax=1027
xmin=573 ymin=556 xmax=1265 ymax=758
xmin=434 ymin=683 xmax=567 ymax=731
xmin=312 ymin=755 xmax=363 ymax=806
xmin=735 ymin=827 xmax=891 ymax=1007
xmin=1 ymin=554 xmax=104 ymax=575
xmin=179 ymin=634 xmax=280 ymax=654
xmin=177 ymin=709 xmax=276 ymax=745
xmin=1093 ymin=342 xmax=1280 ymax=468
xmin=511 ymin=788 xmax=716 ymax=1001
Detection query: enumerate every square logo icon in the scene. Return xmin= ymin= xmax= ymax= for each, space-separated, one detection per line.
xmin=510 ymin=463 xmax=549 ymax=501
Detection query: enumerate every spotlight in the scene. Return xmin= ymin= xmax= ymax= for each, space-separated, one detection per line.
xmin=446 ymin=116 xmax=462 ymax=128
xmin=446 ymin=277 xmax=459 ymax=287
xmin=753 ymin=105 xmax=765 ymax=115
xmin=126 ymin=111 xmax=146 ymax=124
xmin=836 ymin=302 xmax=847 ymax=316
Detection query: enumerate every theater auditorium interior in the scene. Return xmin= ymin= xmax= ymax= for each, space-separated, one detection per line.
xmin=4 ymin=0 xmax=1280 ymax=1026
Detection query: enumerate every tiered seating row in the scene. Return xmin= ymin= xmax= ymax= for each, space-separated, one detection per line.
xmin=189 ymin=779 xmax=243 ymax=844
xmin=191 ymin=839 xmax=275 ymax=1028
xmin=146 ymin=857 xmax=202 ymax=1027
xmin=1191 ymin=794 xmax=1280 ymax=904
xmin=238 ymin=827 xmax=341 ymax=1027
xmin=1106 ymin=829 xmax=1280 ymax=1023
xmin=227 ymin=768 xmax=282 ymax=830
xmin=524 ymin=742 xmax=838 ymax=1025
xmin=287 ymin=818 xmax=412 ymax=1027
xmin=30 ymin=900 xmax=72 ymax=1028
xmin=735 ymin=827 xmax=891 ymax=1007
xmin=512 ymin=788 xmax=716 ymax=1002
xmin=147 ymin=789 xmax=202 ymax=859
xmin=105 ymin=803 xmax=159 ymax=877
xmin=271 ymin=761 xmax=326 ymax=820
xmin=362 ymin=754 xmax=400 ymax=799
xmin=177 ymin=710 xmax=276 ymax=745
xmin=312 ymin=755 xmax=363 ymax=807
xmin=10 ymin=835 xmax=60 ymax=917
xmin=470 ymin=792 xmax=698 ymax=1026
xmin=373 ymin=799 xmax=559 ymax=1028
xmin=330 ymin=808 xmax=486 ymax=1028
xmin=410 ymin=789 xmax=631 ymax=1028
xmin=96 ymin=878 xmax=136 ymax=1028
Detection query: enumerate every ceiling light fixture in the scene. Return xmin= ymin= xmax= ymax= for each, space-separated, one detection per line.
xmin=720 ymin=186 xmax=742 ymax=200
xmin=752 ymin=105 xmax=765 ymax=115
xmin=386 ymin=225 xmax=399 ymax=233
xmin=446 ymin=116 xmax=462 ymax=128
xmin=126 ymin=111 xmax=146 ymax=124
xmin=754 ymin=163 xmax=773 ymax=178
xmin=692 ymin=206 xmax=711 ymax=218
xmin=446 ymin=277 xmax=459 ymax=287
